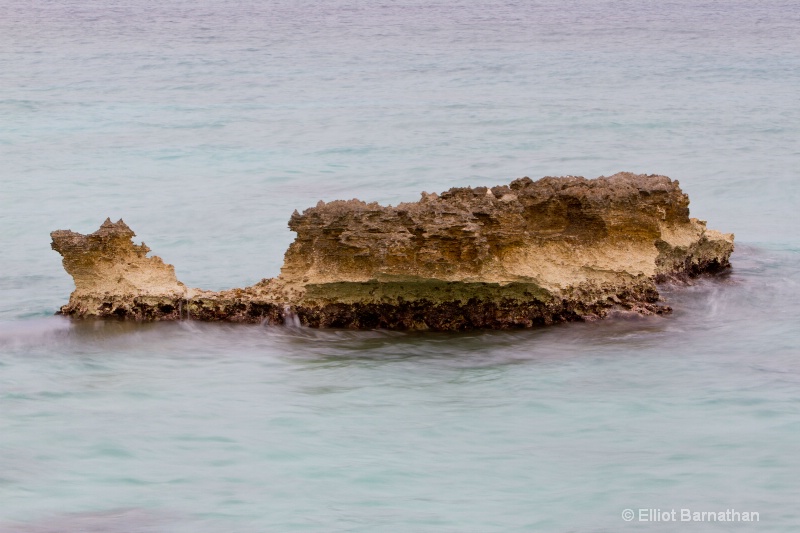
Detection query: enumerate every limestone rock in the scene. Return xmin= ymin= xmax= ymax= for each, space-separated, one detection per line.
xmin=51 ymin=173 xmax=734 ymax=330
xmin=51 ymin=218 xmax=187 ymax=318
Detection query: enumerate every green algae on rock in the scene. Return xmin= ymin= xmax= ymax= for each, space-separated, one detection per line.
xmin=51 ymin=173 xmax=734 ymax=330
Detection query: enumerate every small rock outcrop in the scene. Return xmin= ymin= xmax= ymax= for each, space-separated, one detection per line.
xmin=51 ymin=173 xmax=734 ymax=330
xmin=51 ymin=219 xmax=187 ymax=319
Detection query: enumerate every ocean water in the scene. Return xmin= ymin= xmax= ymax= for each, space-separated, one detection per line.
xmin=1 ymin=0 xmax=799 ymax=531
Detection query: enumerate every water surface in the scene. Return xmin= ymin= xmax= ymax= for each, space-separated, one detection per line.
xmin=1 ymin=1 xmax=799 ymax=531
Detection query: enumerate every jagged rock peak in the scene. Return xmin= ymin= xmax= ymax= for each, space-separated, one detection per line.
xmin=51 ymin=219 xmax=184 ymax=301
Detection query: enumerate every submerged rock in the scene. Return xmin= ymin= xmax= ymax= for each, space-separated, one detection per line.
xmin=51 ymin=173 xmax=734 ymax=330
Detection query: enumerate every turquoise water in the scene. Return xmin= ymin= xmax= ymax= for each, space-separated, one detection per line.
xmin=1 ymin=0 xmax=799 ymax=530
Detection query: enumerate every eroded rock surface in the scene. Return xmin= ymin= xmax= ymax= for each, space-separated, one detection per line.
xmin=51 ymin=173 xmax=734 ymax=330
xmin=51 ymin=219 xmax=187 ymax=319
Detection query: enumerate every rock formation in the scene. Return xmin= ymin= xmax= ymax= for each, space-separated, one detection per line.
xmin=51 ymin=173 xmax=734 ymax=330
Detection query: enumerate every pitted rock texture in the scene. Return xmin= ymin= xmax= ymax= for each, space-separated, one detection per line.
xmin=51 ymin=173 xmax=734 ymax=330
xmin=51 ymin=219 xmax=187 ymax=318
